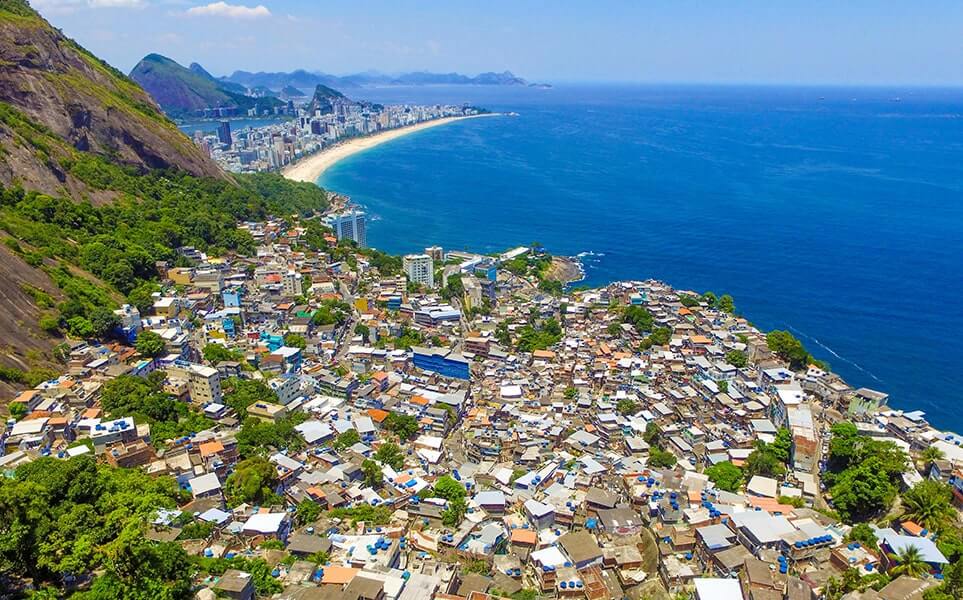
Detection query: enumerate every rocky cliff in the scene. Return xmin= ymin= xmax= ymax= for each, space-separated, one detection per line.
xmin=0 ymin=0 xmax=224 ymax=198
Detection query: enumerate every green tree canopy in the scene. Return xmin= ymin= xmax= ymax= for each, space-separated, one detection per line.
xmin=202 ymin=343 xmax=242 ymax=365
xmin=224 ymin=457 xmax=279 ymax=507
xmin=901 ymin=480 xmax=956 ymax=533
xmin=332 ymin=428 xmax=361 ymax=450
xmin=725 ymin=350 xmax=748 ymax=368
xmin=705 ymin=461 xmax=744 ymax=492
xmin=361 ymin=459 xmax=383 ymax=488
xmin=135 ymin=330 xmax=166 ymax=358
xmin=373 ymin=442 xmax=405 ymax=470
xmin=384 ymin=412 xmax=419 ymax=440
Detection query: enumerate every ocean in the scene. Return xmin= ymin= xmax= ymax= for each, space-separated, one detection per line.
xmin=318 ymin=84 xmax=963 ymax=431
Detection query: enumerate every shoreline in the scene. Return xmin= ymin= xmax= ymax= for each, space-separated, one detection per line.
xmin=282 ymin=113 xmax=499 ymax=184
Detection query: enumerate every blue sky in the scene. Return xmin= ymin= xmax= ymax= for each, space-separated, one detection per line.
xmin=32 ymin=0 xmax=963 ymax=85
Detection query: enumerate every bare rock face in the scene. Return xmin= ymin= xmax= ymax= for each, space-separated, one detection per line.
xmin=0 ymin=0 xmax=225 ymax=197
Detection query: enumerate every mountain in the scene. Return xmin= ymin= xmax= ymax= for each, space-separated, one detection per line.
xmin=0 ymin=1 xmax=327 ymax=406
xmin=222 ymin=68 xmax=541 ymax=90
xmin=226 ymin=68 xmax=347 ymax=92
xmin=0 ymin=4 xmax=222 ymax=195
xmin=280 ymin=85 xmax=307 ymax=98
xmin=129 ymin=54 xmax=283 ymax=118
xmin=309 ymin=84 xmax=359 ymax=115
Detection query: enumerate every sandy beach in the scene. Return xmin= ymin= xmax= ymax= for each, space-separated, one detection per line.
xmin=282 ymin=113 xmax=497 ymax=183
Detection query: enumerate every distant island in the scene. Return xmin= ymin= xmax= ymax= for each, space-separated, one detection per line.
xmin=222 ymin=68 xmax=551 ymax=90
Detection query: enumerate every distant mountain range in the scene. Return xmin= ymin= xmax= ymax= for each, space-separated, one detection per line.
xmin=129 ymin=54 xmax=284 ymax=118
xmin=223 ymin=69 xmax=550 ymax=90
xmin=128 ymin=54 xmax=548 ymax=118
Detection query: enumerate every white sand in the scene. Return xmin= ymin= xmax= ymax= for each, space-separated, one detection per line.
xmin=281 ymin=113 xmax=497 ymax=183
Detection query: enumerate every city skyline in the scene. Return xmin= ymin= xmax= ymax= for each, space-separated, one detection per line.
xmin=31 ymin=0 xmax=963 ymax=86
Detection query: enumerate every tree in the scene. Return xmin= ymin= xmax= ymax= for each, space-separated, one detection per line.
xmin=374 ymin=442 xmax=405 ymax=470
xmin=616 ymin=398 xmax=639 ymax=415
xmin=643 ymin=421 xmax=662 ymax=445
xmin=701 ymin=291 xmax=717 ymax=306
xmin=66 ymin=316 xmax=95 ymax=338
xmin=225 ymin=457 xmax=279 ymax=506
xmin=845 ymin=524 xmax=880 ymax=550
xmin=648 ymin=448 xmax=677 ymax=469
xmin=766 ymin=330 xmax=810 ymax=369
xmin=678 ymin=294 xmax=700 ymax=307
xmin=223 ymin=378 xmax=277 ymax=418
xmin=563 ymin=386 xmax=578 ymax=400
xmin=361 ymin=459 xmax=383 ymax=488
xmin=717 ymin=294 xmax=735 ymax=313
xmin=706 ymin=461 xmax=743 ymax=492
xmin=725 ymin=350 xmax=748 ymax=368
xmin=433 ymin=475 xmax=467 ymax=502
xmin=622 ymin=305 xmax=653 ymax=334
xmin=494 ymin=320 xmax=511 ymax=347
xmin=769 ymin=428 xmax=793 ymax=464
xmin=126 ymin=282 xmax=158 ymax=315
xmin=9 ymin=401 xmax=28 ymax=420
xmin=135 ymin=330 xmax=166 ymax=358
xmin=606 ymin=322 xmax=622 ymax=337
xmin=333 ymin=429 xmax=361 ymax=450
xmin=90 ymin=307 xmax=120 ymax=338
xmin=295 ymin=500 xmax=322 ymax=526
xmin=384 ymin=412 xmax=419 ymax=440
xmin=830 ymin=462 xmax=898 ymax=523
xmin=283 ymin=333 xmax=307 ymax=349
xmin=921 ymin=446 xmax=945 ymax=465
xmin=902 ymin=480 xmax=956 ymax=533
xmin=888 ymin=546 xmax=928 ymax=578
xmin=38 ymin=313 xmax=61 ymax=334
xmin=745 ymin=443 xmax=787 ymax=479
xmin=442 ymin=497 xmax=467 ymax=527
xmin=202 ymin=343 xmax=240 ymax=365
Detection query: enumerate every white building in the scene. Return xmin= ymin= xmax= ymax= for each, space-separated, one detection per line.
xmin=403 ymin=254 xmax=434 ymax=288
xmin=282 ymin=270 xmax=303 ymax=297
xmin=325 ymin=210 xmax=366 ymax=247
xmin=189 ymin=364 xmax=223 ymax=405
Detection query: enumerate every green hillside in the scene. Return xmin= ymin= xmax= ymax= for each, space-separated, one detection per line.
xmin=130 ymin=53 xmax=284 ymax=118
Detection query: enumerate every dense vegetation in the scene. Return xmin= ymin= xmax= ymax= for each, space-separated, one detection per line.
xmin=824 ymin=421 xmax=907 ymax=522
xmin=0 ymin=455 xmax=194 ymax=598
xmin=766 ymin=329 xmax=828 ymax=371
xmin=744 ymin=427 xmax=792 ymax=479
xmin=100 ymin=374 xmax=214 ymax=447
xmin=0 ymin=162 xmax=328 ymax=337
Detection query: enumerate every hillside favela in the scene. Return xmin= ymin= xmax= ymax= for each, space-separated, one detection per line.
xmin=0 ymin=2 xmax=961 ymax=600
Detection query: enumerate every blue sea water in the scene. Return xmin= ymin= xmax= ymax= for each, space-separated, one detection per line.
xmin=319 ymin=84 xmax=963 ymax=431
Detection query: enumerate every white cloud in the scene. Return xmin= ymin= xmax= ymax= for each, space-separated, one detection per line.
xmin=31 ymin=0 xmax=143 ymax=14
xmin=185 ymin=1 xmax=270 ymax=19
xmin=88 ymin=0 xmax=145 ymax=7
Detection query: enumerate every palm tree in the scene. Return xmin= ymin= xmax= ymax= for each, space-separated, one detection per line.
xmin=888 ymin=546 xmax=929 ymax=578
xmin=902 ymin=480 xmax=957 ymax=532
xmin=922 ymin=446 xmax=945 ymax=464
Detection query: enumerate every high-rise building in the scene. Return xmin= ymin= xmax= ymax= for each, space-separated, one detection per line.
xmin=425 ymin=246 xmax=444 ymax=261
xmin=188 ymin=364 xmax=223 ymax=405
xmin=403 ymin=254 xmax=435 ymax=288
xmin=325 ymin=210 xmax=367 ymax=247
xmin=217 ymin=121 xmax=232 ymax=148
xmin=282 ymin=270 xmax=303 ymax=297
